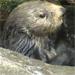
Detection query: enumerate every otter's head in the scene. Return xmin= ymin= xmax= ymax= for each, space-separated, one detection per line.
xmin=6 ymin=1 xmax=66 ymax=36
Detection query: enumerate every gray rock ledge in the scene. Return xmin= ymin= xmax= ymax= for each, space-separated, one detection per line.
xmin=0 ymin=47 xmax=75 ymax=75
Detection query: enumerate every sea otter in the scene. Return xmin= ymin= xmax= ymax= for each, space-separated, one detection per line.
xmin=2 ymin=1 xmax=66 ymax=63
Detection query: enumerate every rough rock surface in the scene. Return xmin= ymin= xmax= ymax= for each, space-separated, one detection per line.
xmin=0 ymin=47 xmax=75 ymax=75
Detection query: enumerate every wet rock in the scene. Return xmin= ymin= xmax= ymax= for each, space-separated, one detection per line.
xmin=0 ymin=47 xmax=75 ymax=75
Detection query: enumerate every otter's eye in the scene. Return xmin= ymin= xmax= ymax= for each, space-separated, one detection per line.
xmin=39 ymin=13 xmax=45 ymax=18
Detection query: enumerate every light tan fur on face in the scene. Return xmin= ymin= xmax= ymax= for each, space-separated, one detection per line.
xmin=9 ymin=1 xmax=65 ymax=36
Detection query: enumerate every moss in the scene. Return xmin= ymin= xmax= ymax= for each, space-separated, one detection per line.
xmin=1 ymin=0 xmax=36 ymax=13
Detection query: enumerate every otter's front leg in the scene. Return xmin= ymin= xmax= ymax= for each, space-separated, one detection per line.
xmin=32 ymin=47 xmax=57 ymax=63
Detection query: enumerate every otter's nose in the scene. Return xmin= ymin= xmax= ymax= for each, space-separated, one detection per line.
xmin=61 ymin=7 xmax=66 ymax=16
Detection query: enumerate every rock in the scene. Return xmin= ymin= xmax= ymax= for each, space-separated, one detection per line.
xmin=0 ymin=47 xmax=75 ymax=75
